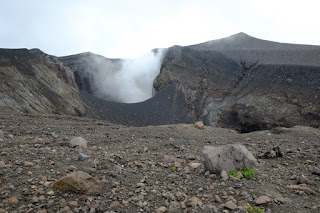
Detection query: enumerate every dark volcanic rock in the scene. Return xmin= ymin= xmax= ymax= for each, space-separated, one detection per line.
xmin=81 ymin=83 xmax=189 ymax=126
xmin=154 ymin=33 xmax=320 ymax=132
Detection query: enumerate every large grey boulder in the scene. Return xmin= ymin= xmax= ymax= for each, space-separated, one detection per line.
xmin=202 ymin=144 xmax=257 ymax=174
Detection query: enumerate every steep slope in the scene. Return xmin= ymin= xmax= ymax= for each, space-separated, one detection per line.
xmin=155 ymin=33 xmax=320 ymax=132
xmin=0 ymin=48 xmax=86 ymax=115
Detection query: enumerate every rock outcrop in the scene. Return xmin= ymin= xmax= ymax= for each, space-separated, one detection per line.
xmin=154 ymin=33 xmax=320 ymax=132
xmin=0 ymin=48 xmax=85 ymax=115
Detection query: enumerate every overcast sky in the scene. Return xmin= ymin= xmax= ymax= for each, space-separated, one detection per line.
xmin=1 ymin=0 xmax=320 ymax=58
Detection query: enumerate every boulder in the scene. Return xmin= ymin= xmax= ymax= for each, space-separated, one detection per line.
xmin=52 ymin=171 xmax=101 ymax=195
xmin=202 ymin=144 xmax=257 ymax=174
xmin=70 ymin=137 xmax=87 ymax=148
xmin=194 ymin=121 xmax=204 ymax=129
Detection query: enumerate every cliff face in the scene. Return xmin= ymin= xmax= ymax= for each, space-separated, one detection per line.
xmin=154 ymin=33 xmax=320 ymax=132
xmin=0 ymin=48 xmax=86 ymax=115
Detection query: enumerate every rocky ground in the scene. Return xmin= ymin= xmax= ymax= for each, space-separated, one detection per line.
xmin=0 ymin=108 xmax=320 ymax=213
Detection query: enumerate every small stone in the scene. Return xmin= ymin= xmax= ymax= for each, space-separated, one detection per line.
xmin=31 ymin=196 xmax=39 ymax=203
xmin=189 ymin=162 xmax=202 ymax=169
xmin=155 ymin=206 xmax=167 ymax=213
xmin=255 ymin=195 xmax=271 ymax=205
xmin=187 ymin=197 xmax=203 ymax=207
xmin=61 ymin=206 xmax=71 ymax=213
xmin=0 ymin=129 xmax=3 ymax=139
xmin=110 ymin=201 xmax=120 ymax=210
xmin=221 ymin=170 xmax=229 ymax=181
xmin=47 ymin=191 xmax=55 ymax=196
xmin=52 ymin=171 xmax=101 ymax=195
xmin=24 ymin=161 xmax=35 ymax=167
xmin=59 ymin=198 xmax=67 ymax=207
xmin=173 ymin=161 xmax=181 ymax=168
xmin=297 ymin=174 xmax=313 ymax=185
xmin=0 ymin=209 xmax=5 ymax=213
xmin=34 ymin=144 xmax=42 ymax=148
xmin=274 ymin=197 xmax=293 ymax=204
xmin=69 ymin=200 xmax=78 ymax=207
xmin=214 ymin=195 xmax=222 ymax=203
xmin=194 ymin=121 xmax=204 ymax=129
xmin=137 ymin=183 xmax=145 ymax=187
xmin=70 ymin=137 xmax=87 ymax=148
xmin=0 ymin=161 xmax=6 ymax=168
xmin=37 ymin=210 xmax=47 ymax=213
xmin=51 ymin=132 xmax=59 ymax=138
xmin=163 ymin=155 xmax=176 ymax=163
xmin=224 ymin=201 xmax=237 ymax=210
xmin=78 ymin=153 xmax=89 ymax=161
xmin=311 ymin=166 xmax=320 ymax=175
xmin=286 ymin=185 xmax=301 ymax=190
xmin=185 ymin=153 xmax=196 ymax=160
xmin=7 ymin=196 xmax=19 ymax=204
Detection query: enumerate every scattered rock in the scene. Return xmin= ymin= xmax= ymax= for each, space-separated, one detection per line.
xmin=185 ymin=153 xmax=196 ymax=160
xmin=70 ymin=137 xmax=87 ymax=148
xmin=274 ymin=197 xmax=293 ymax=204
xmin=155 ymin=206 xmax=167 ymax=213
xmin=189 ymin=162 xmax=202 ymax=169
xmin=194 ymin=121 xmax=204 ymax=129
xmin=255 ymin=195 xmax=272 ymax=205
xmin=34 ymin=144 xmax=42 ymax=148
xmin=0 ymin=161 xmax=6 ymax=168
xmin=220 ymin=170 xmax=229 ymax=181
xmin=297 ymin=174 xmax=314 ymax=185
xmin=0 ymin=129 xmax=3 ymax=139
xmin=31 ymin=196 xmax=39 ymax=203
xmin=24 ymin=161 xmax=35 ymax=167
xmin=110 ymin=201 xmax=120 ymax=211
xmin=52 ymin=171 xmax=101 ymax=195
xmin=224 ymin=200 xmax=238 ymax=210
xmin=7 ymin=196 xmax=19 ymax=204
xmin=311 ymin=166 xmax=320 ymax=175
xmin=60 ymin=206 xmax=71 ymax=213
xmin=262 ymin=146 xmax=283 ymax=158
xmin=186 ymin=197 xmax=203 ymax=207
xmin=59 ymin=198 xmax=67 ymax=207
xmin=202 ymin=144 xmax=257 ymax=174
xmin=163 ymin=155 xmax=177 ymax=163
xmin=78 ymin=153 xmax=89 ymax=161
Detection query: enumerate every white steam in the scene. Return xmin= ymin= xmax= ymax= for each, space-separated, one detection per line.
xmin=91 ymin=49 xmax=164 ymax=103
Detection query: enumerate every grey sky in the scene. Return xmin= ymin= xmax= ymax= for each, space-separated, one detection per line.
xmin=1 ymin=0 xmax=320 ymax=58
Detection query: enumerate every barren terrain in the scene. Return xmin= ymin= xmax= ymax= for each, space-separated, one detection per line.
xmin=0 ymin=108 xmax=319 ymax=213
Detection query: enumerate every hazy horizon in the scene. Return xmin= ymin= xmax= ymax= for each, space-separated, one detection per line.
xmin=1 ymin=0 xmax=320 ymax=58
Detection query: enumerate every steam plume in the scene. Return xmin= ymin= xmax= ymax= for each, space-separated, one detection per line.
xmin=91 ymin=49 xmax=164 ymax=103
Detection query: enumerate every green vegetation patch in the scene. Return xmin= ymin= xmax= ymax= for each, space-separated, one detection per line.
xmin=240 ymin=166 xmax=256 ymax=179
xmin=247 ymin=203 xmax=263 ymax=213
